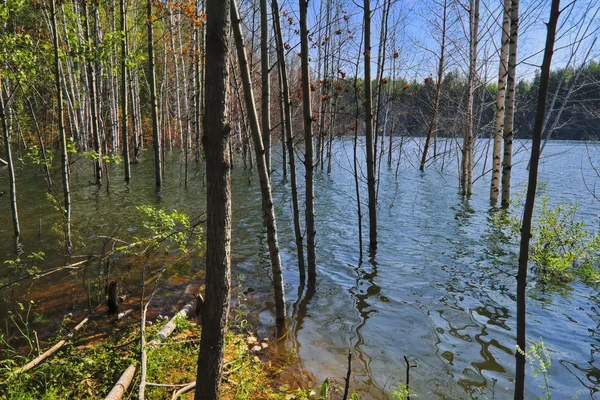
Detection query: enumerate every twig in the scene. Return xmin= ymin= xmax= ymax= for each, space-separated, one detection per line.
xmin=146 ymin=382 xmax=190 ymax=388
xmin=343 ymin=351 xmax=352 ymax=400
xmin=13 ymin=316 xmax=89 ymax=374
xmin=171 ymin=381 xmax=196 ymax=399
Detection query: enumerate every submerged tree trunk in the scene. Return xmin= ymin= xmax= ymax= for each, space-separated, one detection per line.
xmin=501 ymin=0 xmax=520 ymax=208
xmin=194 ymin=0 xmax=232 ymax=398
xmin=300 ymin=0 xmax=317 ymax=285
xmin=460 ymin=0 xmax=479 ymax=196
xmin=491 ymin=0 xmax=511 ymax=204
xmin=0 ymin=80 xmax=19 ymax=237
xmin=515 ymin=1 xmax=560 ymax=398
xmin=364 ymin=0 xmax=377 ymax=250
xmin=272 ymin=0 xmax=305 ymax=284
xmin=51 ymin=0 xmax=72 ymax=253
xmin=147 ymin=0 xmax=162 ymax=187
xmin=231 ymin=0 xmax=286 ymax=331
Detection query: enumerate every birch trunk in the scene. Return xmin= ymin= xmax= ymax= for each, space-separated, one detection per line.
xmin=501 ymin=0 xmax=520 ymax=208
xmin=0 ymin=80 xmax=19 ymax=237
xmin=490 ymin=0 xmax=510 ymax=204
xmin=147 ymin=0 xmax=162 ymax=187
xmin=120 ymin=0 xmax=131 ymax=182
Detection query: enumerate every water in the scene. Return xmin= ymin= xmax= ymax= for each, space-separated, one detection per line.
xmin=1 ymin=138 xmax=599 ymax=399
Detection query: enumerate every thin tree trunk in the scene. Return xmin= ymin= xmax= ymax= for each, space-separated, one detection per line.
xmin=515 ymin=1 xmax=560 ymax=398
xmin=120 ymin=0 xmax=130 ymax=182
xmin=231 ymin=0 xmax=286 ymax=331
xmin=51 ymin=0 xmax=72 ymax=253
xmin=83 ymin=0 xmax=102 ymax=185
xmin=0 ymin=80 xmax=19 ymax=237
xmin=460 ymin=0 xmax=479 ymax=196
xmin=364 ymin=0 xmax=377 ymax=250
xmin=194 ymin=0 xmax=231 ymax=398
xmin=300 ymin=0 xmax=317 ymax=285
xmin=501 ymin=0 xmax=520 ymax=208
xmin=491 ymin=0 xmax=510 ymax=204
xmin=147 ymin=0 xmax=162 ymax=187
xmin=272 ymin=0 xmax=305 ymax=283
xmin=420 ymin=0 xmax=447 ymax=172
xmin=260 ymin=0 xmax=271 ymax=174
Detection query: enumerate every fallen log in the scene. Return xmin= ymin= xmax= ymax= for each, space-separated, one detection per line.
xmin=13 ymin=316 xmax=89 ymax=374
xmin=104 ymin=364 xmax=136 ymax=400
xmin=104 ymin=302 xmax=194 ymax=400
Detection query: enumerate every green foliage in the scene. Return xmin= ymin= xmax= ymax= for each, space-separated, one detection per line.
xmin=124 ymin=205 xmax=202 ymax=255
xmin=517 ymin=338 xmax=552 ymax=400
xmin=491 ymin=196 xmax=600 ymax=284
xmin=3 ymin=252 xmax=43 ymax=278
xmin=23 ymin=146 xmax=54 ymax=169
xmin=391 ymin=383 xmax=412 ymax=400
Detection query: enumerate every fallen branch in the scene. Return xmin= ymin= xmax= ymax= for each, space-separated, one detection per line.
xmin=157 ymin=303 xmax=193 ymax=341
xmin=171 ymin=381 xmax=196 ymax=400
xmin=0 ymin=157 xmax=7 ymax=166
xmin=104 ymin=302 xmax=194 ymax=400
xmin=0 ymin=259 xmax=90 ymax=291
xmin=13 ymin=316 xmax=89 ymax=374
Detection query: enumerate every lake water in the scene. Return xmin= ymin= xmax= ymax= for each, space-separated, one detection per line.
xmin=1 ymin=138 xmax=599 ymax=399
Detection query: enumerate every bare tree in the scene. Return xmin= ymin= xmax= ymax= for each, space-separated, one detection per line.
xmin=515 ymin=0 xmax=561 ymax=398
xmin=194 ymin=0 xmax=232 ymax=398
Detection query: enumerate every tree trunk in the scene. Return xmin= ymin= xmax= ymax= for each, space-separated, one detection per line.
xmin=501 ymin=0 xmax=520 ymax=208
xmin=83 ymin=0 xmax=102 ymax=185
xmin=364 ymin=0 xmax=377 ymax=250
xmin=51 ymin=0 xmax=72 ymax=253
xmin=231 ymin=0 xmax=286 ymax=331
xmin=0 ymin=80 xmax=19 ymax=237
xmin=120 ymin=0 xmax=130 ymax=182
xmin=260 ymin=0 xmax=271 ymax=174
xmin=147 ymin=0 xmax=162 ymax=187
xmin=514 ymin=1 xmax=560 ymax=398
xmin=272 ymin=0 xmax=306 ymax=284
xmin=300 ymin=0 xmax=317 ymax=285
xmin=420 ymin=0 xmax=447 ymax=172
xmin=490 ymin=0 xmax=510 ymax=204
xmin=194 ymin=0 xmax=232 ymax=398
xmin=460 ymin=0 xmax=479 ymax=196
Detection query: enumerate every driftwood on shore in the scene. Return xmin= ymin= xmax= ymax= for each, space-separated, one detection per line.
xmin=103 ymin=302 xmax=194 ymax=400
xmin=13 ymin=316 xmax=89 ymax=374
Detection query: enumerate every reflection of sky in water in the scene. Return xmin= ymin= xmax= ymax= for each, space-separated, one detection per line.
xmin=1 ymin=139 xmax=599 ymax=398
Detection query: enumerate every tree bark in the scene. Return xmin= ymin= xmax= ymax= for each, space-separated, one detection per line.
xmin=194 ymin=0 xmax=232 ymax=398
xmin=231 ymin=0 xmax=287 ymax=331
xmin=364 ymin=0 xmax=377 ymax=250
xmin=501 ymin=0 xmax=520 ymax=208
xmin=460 ymin=0 xmax=479 ymax=196
xmin=515 ymin=1 xmax=560 ymax=398
xmin=300 ymin=0 xmax=317 ymax=284
xmin=491 ymin=0 xmax=511 ymax=204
